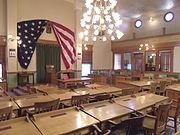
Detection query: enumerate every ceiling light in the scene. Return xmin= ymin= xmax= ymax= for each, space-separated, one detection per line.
xmin=149 ymin=17 xmax=154 ymax=22
xmin=138 ymin=43 xmax=155 ymax=51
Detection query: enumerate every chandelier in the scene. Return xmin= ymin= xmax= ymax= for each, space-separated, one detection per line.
xmin=138 ymin=43 xmax=155 ymax=51
xmin=79 ymin=0 xmax=124 ymax=42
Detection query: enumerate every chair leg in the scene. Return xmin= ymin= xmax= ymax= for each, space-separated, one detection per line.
xmin=174 ymin=117 xmax=177 ymax=133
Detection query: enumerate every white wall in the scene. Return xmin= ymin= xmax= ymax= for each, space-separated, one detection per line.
xmin=92 ymin=40 xmax=112 ymax=69
xmin=132 ymin=9 xmax=180 ymax=38
xmin=173 ymin=46 xmax=180 ymax=72
xmin=0 ymin=0 xmax=6 ymax=35
xmin=6 ymin=0 xmax=75 ymax=72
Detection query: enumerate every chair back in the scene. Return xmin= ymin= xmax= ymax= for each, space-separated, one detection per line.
xmin=122 ymin=87 xmax=134 ymax=96
xmin=159 ymin=81 xmax=166 ymax=91
xmin=111 ymin=115 xmax=144 ymax=135
xmin=71 ymin=94 xmax=89 ymax=107
xmin=0 ymin=106 xmax=12 ymax=121
xmin=34 ymin=98 xmax=60 ymax=114
xmin=125 ymin=115 xmax=144 ymax=135
xmin=175 ymin=96 xmax=180 ymax=117
xmin=95 ymin=94 xmax=110 ymax=101
xmin=149 ymin=82 xmax=157 ymax=93
xmin=155 ymin=102 xmax=171 ymax=133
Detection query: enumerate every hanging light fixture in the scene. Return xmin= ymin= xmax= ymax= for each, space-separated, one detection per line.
xmin=79 ymin=0 xmax=124 ymax=42
xmin=138 ymin=43 xmax=155 ymax=51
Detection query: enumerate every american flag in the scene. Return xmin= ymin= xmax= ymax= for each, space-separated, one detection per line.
xmin=17 ymin=20 xmax=47 ymax=69
xmin=51 ymin=21 xmax=76 ymax=69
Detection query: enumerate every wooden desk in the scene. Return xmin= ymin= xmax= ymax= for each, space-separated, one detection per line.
xmin=58 ymin=77 xmax=93 ymax=88
xmin=0 ymin=117 xmax=41 ymax=135
xmin=15 ymin=95 xmax=55 ymax=109
xmin=34 ymin=85 xmax=67 ymax=95
xmin=74 ymin=88 xmax=105 ymax=96
xmin=114 ymin=93 xmax=168 ymax=111
xmin=49 ymin=92 xmax=79 ymax=101
xmin=117 ymin=80 xmax=152 ymax=91
xmin=0 ymin=100 xmax=19 ymax=111
xmin=85 ymin=84 xmax=107 ymax=89
xmin=32 ymin=107 xmax=98 ymax=135
xmin=17 ymin=71 xmax=35 ymax=86
xmin=166 ymin=84 xmax=180 ymax=100
xmin=96 ymin=87 xmax=122 ymax=95
xmin=82 ymin=101 xmax=133 ymax=122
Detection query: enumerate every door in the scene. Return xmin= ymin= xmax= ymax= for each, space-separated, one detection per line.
xmin=132 ymin=53 xmax=143 ymax=75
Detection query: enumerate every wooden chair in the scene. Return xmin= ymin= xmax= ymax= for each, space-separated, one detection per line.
xmin=34 ymin=98 xmax=60 ymax=114
xmin=91 ymin=125 xmax=111 ymax=135
xmin=168 ymin=96 xmax=180 ymax=132
xmin=71 ymin=94 xmax=89 ymax=107
xmin=143 ymin=102 xmax=171 ymax=135
xmin=94 ymin=94 xmax=111 ymax=101
xmin=156 ymin=81 xmax=166 ymax=95
xmin=122 ymin=87 xmax=134 ymax=96
xmin=148 ymin=82 xmax=158 ymax=94
xmin=108 ymin=114 xmax=144 ymax=135
xmin=0 ymin=106 xmax=12 ymax=121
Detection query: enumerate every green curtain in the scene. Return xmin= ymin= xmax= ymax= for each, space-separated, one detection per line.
xmin=36 ymin=43 xmax=60 ymax=83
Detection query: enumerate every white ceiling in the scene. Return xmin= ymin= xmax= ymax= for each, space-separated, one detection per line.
xmin=73 ymin=0 xmax=180 ymax=19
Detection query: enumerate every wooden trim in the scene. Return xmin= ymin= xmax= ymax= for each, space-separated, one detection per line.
xmin=112 ymin=42 xmax=175 ymax=53
xmin=7 ymin=71 xmax=37 ymax=74
xmin=37 ymin=39 xmax=58 ymax=45
xmin=0 ymin=35 xmax=6 ymax=46
xmin=112 ymin=32 xmax=180 ymax=43
xmin=59 ymin=70 xmax=81 ymax=72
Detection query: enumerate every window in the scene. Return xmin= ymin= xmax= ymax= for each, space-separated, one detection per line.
xmin=0 ymin=64 xmax=2 ymax=78
xmin=135 ymin=19 xmax=142 ymax=28
xmin=124 ymin=53 xmax=131 ymax=70
xmin=164 ymin=12 xmax=174 ymax=22
xmin=145 ymin=51 xmax=156 ymax=71
xmin=114 ymin=53 xmax=121 ymax=70
xmin=82 ymin=64 xmax=91 ymax=76
xmin=159 ymin=50 xmax=172 ymax=72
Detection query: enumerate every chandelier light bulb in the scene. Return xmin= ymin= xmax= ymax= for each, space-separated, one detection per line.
xmin=104 ymin=9 xmax=108 ymax=15
xmin=85 ymin=25 xmax=90 ymax=29
xmin=111 ymin=36 xmax=115 ymax=40
xmin=108 ymin=29 xmax=113 ymax=35
xmin=109 ymin=24 xmax=114 ymax=29
xmin=103 ymin=36 xmax=107 ymax=42
xmin=84 ymin=30 xmax=89 ymax=36
xmin=79 ymin=32 xmax=84 ymax=39
xmin=94 ymin=29 xmax=99 ymax=35
xmin=116 ymin=30 xmax=124 ymax=39
xmin=145 ymin=43 xmax=149 ymax=47
xmin=85 ymin=47 xmax=88 ymax=50
xmin=93 ymin=37 xmax=97 ymax=41
xmin=85 ymin=37 xmax=89 ymax=41
xmin=140 ymin=44 xmax=144 ymax=47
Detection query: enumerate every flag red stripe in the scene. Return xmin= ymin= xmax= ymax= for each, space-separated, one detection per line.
xmin=58 ymin=35 xmax=75 ymax=64
xmin=55 ymin=30 xmax=76 ymax=57
xmin=61 ymin=52 xmax=70 ymax=69
xmin=52 ymin=25 xmax=75 ymax=64
xmin=51 ymin=21 xmax=74 ymax=37
xmin=51 ymin=21 xmax=76 ymax=69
